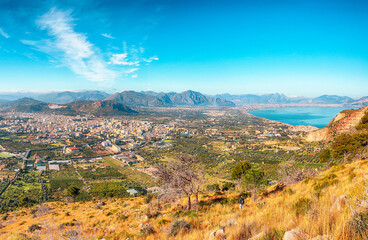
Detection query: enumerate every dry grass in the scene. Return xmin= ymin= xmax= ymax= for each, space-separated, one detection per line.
xmin=1 ymin=160 xmax=368 ymax=239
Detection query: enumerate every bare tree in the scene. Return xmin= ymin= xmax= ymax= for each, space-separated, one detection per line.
xmin=154 ymin=154 xmax=202 ymax=210
xmin=279 ymin=159 xmax=318 ymax=185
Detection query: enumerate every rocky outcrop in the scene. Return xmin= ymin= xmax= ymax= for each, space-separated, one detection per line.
xmin=306 ymin=106 xmax=368 ymax=142
xmin=283 ymin=228 xmax=309 ymax=240
xmin=208 ymin=228 xmax=225 ymax=239
xmin=249 ymin=231 xmax=266 ymax=240
xmin=330 ymin=195 xmax=348 ymax=213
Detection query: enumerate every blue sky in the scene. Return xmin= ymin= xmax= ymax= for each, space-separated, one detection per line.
xmin=0 ymin=0 xmax=368 ymax=98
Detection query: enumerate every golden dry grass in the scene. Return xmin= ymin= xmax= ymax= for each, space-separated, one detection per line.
xmin=1 ymin=160 xmax=368 ymax=239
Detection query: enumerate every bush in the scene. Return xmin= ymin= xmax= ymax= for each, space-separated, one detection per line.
xmin=144 ymin=193 xmax=155 ymax=204
xmin=242 ymin=169 xmax=267 ymax=189
xmin=313 ymin=173 xmax=338 ymax=191
xmin=221 ymin=182 xmax=235 ymax=191
xmin=293 ymin=198 xmax=312 ymax=216
xmin=348 ymin=211 xmax=368 ymax=239
xmin=331 ymin=133 xmax=368 ymax=160
xmin=319 ymin=148 xmax=331 ymax=163
xmin=231 ymin=161 xmax=251 ymax=179
xmin=28 ymin=224 xmax=41 ymax=232
xmin=140 ymin=223 xmax=155 ymax=236
xmin=168 ymin=220 xmax=191 ymax=236
xmin=206 ymin=184 xmax=220 ymax=192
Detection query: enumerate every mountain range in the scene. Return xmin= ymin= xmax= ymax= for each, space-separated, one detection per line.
xmin=0 ymin=91 xmax=367 ymax=107
xmin=213 ymin=93 xmax=357 ymax=105
xmin=105 ymin=90 xmax=235 ymax=107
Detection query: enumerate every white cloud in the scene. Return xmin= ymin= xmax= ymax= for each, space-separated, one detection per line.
xmin=101 ymin=33 xmax=115 ymax=39
xmin=23 ymin=8 xmax=115 ymax=83
xmin=0 ymin=27 xmax=9 ymax=38
xmin=109 ymin=53 xmax=139 ymax=66
xmin=125 ymin=68 xmax=138 ymax=73
xmin=143 ymin=56 xmax=159 ymax=63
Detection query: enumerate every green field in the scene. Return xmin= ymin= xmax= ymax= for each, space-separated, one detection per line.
xmin=0 ymin=152 xmax=13 ymax=158
xmin=103 ymin=157 xmax=153 ymax=187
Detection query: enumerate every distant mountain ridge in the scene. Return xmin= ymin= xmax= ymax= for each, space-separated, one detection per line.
xmin=0 ymin=98 xmax=135 ymax=116
xmin=106 ymin=90 xmax=235 ymax=107
xmin=36 ymin=91 xmax=110 ymax=104
xmin=0 ymin=91 xmax=367 ymax=107
xmin=214 ymin=93 xmax=361 ymax=106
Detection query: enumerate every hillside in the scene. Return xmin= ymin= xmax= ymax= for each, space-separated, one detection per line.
xmin=36 ymin=91 xmax=110 ymax=104
xmin=306 ymin=106 xmax=368 ymax=142
xmin=1 ymin=160 xmax=368 ymax=239
xmin=6 ymin=99 xmax=136 ymax=116
xmin=0 ymin=97 xmax=44 ymax=108
xmin=68 ymin=100 xmax=136 ymax=115
xmin=351 ymin=96 xmax=368 ymax=107
xmin=106 ymin=90 xmax=235 ymax=107
xmin=311 ymin=95 xmax=353 ymax=104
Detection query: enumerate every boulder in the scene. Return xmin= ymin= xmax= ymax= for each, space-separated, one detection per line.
xmin=283 ymin=228 xmax=308 ymax=240
xmin=209 ymin=228 xmax=225 ymax=240
xmin=330 ymin=195 xmax=348 ymax=213
xmin=249 ymin=231 xmax=266 ymax=240
xmin=225 ymin=218 xmax=238 ymax=227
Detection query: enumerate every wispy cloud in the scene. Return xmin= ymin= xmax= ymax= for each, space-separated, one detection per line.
xmin=22 ymin=8 xmax=115 ymax=83
xmin=101 ymin=33 xmax=114 ymax=39
xmin=0 ymin=27 xmax=9 ymax=38
xmin=125 ymin=68 xmax=138 ymax=73
xmin=143 ymin=56 xmax=159 ymax=63
xmin=109 ymin=53 xmax=139 ymax=66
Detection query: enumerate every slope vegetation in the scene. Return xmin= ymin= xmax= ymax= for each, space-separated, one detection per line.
xmin=1 ymin=160 xmax=368 ymax=239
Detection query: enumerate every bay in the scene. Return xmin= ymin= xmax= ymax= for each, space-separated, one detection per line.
xmin=248 ymin=107 xmax=357 ymax=128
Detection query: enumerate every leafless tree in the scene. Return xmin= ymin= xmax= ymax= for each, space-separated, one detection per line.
xmin=279 ymin=159 xmax=318 ymax=185
xmin=154 ymin=154 xmax=203 ymax=210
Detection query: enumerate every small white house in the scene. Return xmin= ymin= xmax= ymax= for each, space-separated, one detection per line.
xmin=127 ymin=188 xmax=138 ymax=196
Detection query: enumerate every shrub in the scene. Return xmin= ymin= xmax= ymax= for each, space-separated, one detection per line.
xmin=28 ymin=224 xmax=41 ymax=232
xmin=231 ymin=161 xmax=251 ymax=179
xmin=185 ymin=211 xmax=198 ymax=218
xmin=168 ymin=220 xmax=191 ymax=236
xmin=144 ymin=193 xmax=155 ymax=204
xmin=348 ymin=211 xmax=368 ymax=239
xmin=158 ymin=218 xmax=169 ymax=225
xmin=232 ymin=223 xmax=253 ymax=239
xmin=313 ymin=173 xmax=339 ymax=191
xmin=264 ymin=228 xmax=286 ymax=240
xmin=221 ymin=182 xmax=235 ymax=191
xmin=242 ymin=169 xmax=267 ymax=189
xmin=206 ymin=184 xmax=220 ymax=192
xmin=319 ymin=148 xmax=331 ymax=163
xmin=140 ymin=223 xmax=155 ymax=236
xmin=293 ymin=198 xmax=312 ymax=216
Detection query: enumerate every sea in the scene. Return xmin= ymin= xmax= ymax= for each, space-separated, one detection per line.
xmin=248 ymin=107 xmax=358 ymax=128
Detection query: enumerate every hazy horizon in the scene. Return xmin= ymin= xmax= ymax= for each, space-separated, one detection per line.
xmin=0 ymin=89 xmax=365 ymax=100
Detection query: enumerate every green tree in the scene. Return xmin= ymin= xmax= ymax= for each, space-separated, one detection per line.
xmin=66 ymin=186 xmax=80 ymax=202
xmin=231 ymin=161 xmax=251 ymax=179
xmin=319 ymin=148 xmax=331 ymax=163
xmin=242 ymin=169 xmax=266 ymax=189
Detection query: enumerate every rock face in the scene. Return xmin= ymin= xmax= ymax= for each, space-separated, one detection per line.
xmin=306 ymin=106 xmax=368 ymax=142
xmin=330 ymin=195 xmax=348 ymax=213
xmin=283 ymin=228 xmax=308 ymax=240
